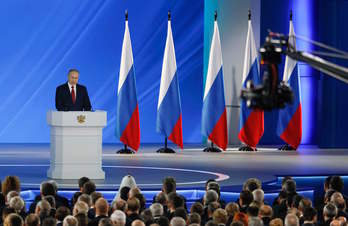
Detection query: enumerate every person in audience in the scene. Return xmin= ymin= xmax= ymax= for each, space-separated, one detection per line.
xmin=173 ymin=208 xmax=187 ymax=223
xmin=169 ymin=217 xmax=185 ymax=226
xmin=25 ymin=214 xmax=40 ymax=226
xmin=75 ymin=213 xmax=88 ymax=226
xmin=284 ymin=214 xmax=299 ymax=226
xmin=88 ymin=198 xmax=109 ymax=226
xmin=73 ymin=201 xmax=89 ymax=216
xmin=248 ymin=216 xmax=263 ymax=226
xmin=243 ymin=178 xmax=262 ymax=193
xmin=29 ymin=182 xmax=56 ymax=213
xmin=98 ymin=218 xmax=113 ymax=226
xmin=2 ymin=177 xmax=20 ymax=206
xmin=167 ymin=193 xmax=184 ymax=221
xmin=298 ymin=198 xmax=312 ymax=225
xmin=140 ymin=209 xmax=154 ymax=226
xmin=134 ymin=194 xmax=146 ymax=213
xmin=154 ymin=192 xmax=168 ymax=214
xmin=42 ymin=217 xmax=56 ymax=226
xmin=226 ymin=202 xmax=240 ymax=226
xmin=202 ymin=202 xmax=220 ymax=226
xmin=322 ymin=203 xmax=338 ymax=226
xmin=253 ymin=189 xmax=265 ymax=205
xmin=239 ymin=190 xmax=254 ymax=213
xmin=8 ymin=196 xmax=26 ymax=220
xmin=212 ymin=208 xmax=227 ymax=225
xmin=162 ymin=178 xmax=176 ymax=195
xmin=206 ymin=182 xmax=226 ymax=209
xmin=302 ymin=206 xmax=317 ymax=226
xmin=269 ymin=218 xmax=283 ymax=226
xmin=110 ymin=210 xmax=126 ymax=226
xmin=115 ymin=176 xmax=137 ymax=201
xmin=155 ymin=216 xmax=169 ymax=226
xmin=149 ymin=204 xmax=163 ymax=220
xmin=55 ymin=206 xmax=70 ymax=226
xmin=190 ymin=202 xmax=204 ymax=218
xmin=233 ymin=212 xmax=248 ymax=226
xmin=4 ymin=213 xmax=23 ymax=226
xmin=35 ymin=200 xmax=51 ymax=223
xmin=273 ymin=191 xmax=288 ymax=220
xmin=71 ymin=177 xmax=90 ymax=207
xmin=48 ymin=181 xmax=69 ymax=209
xmin=111 ymin=199 xmax=128 ymax=214
xmin=78 ymin=194 xmax=92 ymax=209
xmin=2 ymin=207 xmax=16 ymax=225
xmin=131 ymin=220 xmax=145 ymax=226
xmin=126 ymin=197 xmax=141 ymax=226
xmin=259 ymin=205 xmax=272 ymax=226
xmin=89 ymin=192 xmax=103 ymax=220
xmin=63 ymin=216 xmax=78 ymax=226
xmin=83 ymin=182 xmax=96 ymax=196
xmin=187 ymin=213 xmax=200 ymax=225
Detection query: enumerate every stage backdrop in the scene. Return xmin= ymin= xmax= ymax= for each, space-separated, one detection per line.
xmin=0 ymin=0 xmax=204 ymax=143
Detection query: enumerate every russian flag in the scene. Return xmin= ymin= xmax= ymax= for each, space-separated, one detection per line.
xmin=156 ymin=16 xmax=183 ymax=149
xmin=202 ymin=17 xmax=227 ymax=150
xmin=116 ymin=16 xmax=140 ymax=151
xmin=277 ymin=19 xmax=302 ymax=149
xmin=238 ymin=17 xmax=264 ymax=149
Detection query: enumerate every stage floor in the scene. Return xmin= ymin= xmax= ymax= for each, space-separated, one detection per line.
xmin=1 ymin=144 xmax=348 ymax=190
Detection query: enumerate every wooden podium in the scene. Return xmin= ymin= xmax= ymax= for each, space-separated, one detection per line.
xmin=46 ymin=111 xmax=107 ymax=179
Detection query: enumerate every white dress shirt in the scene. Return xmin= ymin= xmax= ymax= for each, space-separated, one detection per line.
xmin=68 ymin=83 xmax=77 ymax=97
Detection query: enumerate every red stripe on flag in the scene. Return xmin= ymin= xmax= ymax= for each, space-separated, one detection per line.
xmin=120 ymin=104 xmax=140 ymax=151
xmin=238 ymin=110 xmax=264 ymax=148
xmin=168 ymin=114 xmax=183 ymax=149
xmin=208 ymin=109 xmax=228 ymax=150
xmin=280 ymin=104 xmax=302 ymax=149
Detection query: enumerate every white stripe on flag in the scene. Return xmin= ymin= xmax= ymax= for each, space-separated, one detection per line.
xmin=241 ymin=20 xmax=258 ymax=83
xmin=283 ymin=21 xmax=297 ymax=82
xmin=158 ymin=21 xmax=177 ymax=109
xmin=204 ymin=21 xmax=223 ymax=100
xmin=118 ymin=21 xmax=134 ymax=94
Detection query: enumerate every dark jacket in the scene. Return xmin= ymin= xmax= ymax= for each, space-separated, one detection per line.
xmin=55 ymin=83 xmax=91 ymax=111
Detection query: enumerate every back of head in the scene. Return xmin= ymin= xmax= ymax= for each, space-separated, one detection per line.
xmin=330 ymin=220 xmax=341 ymax=226
xmin=188 ymin=213 xmax=201 ymax=225
xmin=156 ymin=216 xmax=169 ymax=226
xmin=204 ymin=190 xmax=218 ymax=206
xmin=78 ymin=177 xmax=90 ymax=190
xmin=41 ymin=182 xmax=56 ymax=196
xmin=207 ymin=182 xmax=221 ymax=197
xmin=4 ymin=213 xmax=23 ymax=226
xmin=63 ymin=216 xmax=78 ymax=226
xmin=56 ymin=206 xmax=71 ymax=222
xmin=233 ymin=212 xmax=249 ymax=226
xmin=291 ymin=195 xmax=303 ymax=209
xmin=110 ymin=210 xmax=126 ymax=226
xmin=225 ymin=202 xmax=240 ymax=217
xmin=173 ymin=208 xmax=187 ymax=221
xmin=25 ymin=214 xmax=40 ymax=226
xmin=119 ymin=186 xmax=131 ymax=201
xmin=329 ymin=176 xmax=344 ymax=192
xmin=127 ymin=197 xmax=140 ymax=213
xmin=6 ymin=191 xmax=19 ymax=205
xmin=73 ymin=201 xmax=89 ymax=215
xmin=284 ymin=214 xmax=299 ymax=226
xmin=112 ymin=198 xmax=128 ymax=212
xmin=240 ymin=190 xmax=254 ymax=207
xmin=324 ymin=203 xmax=338 ymax=219
xmin=247 ymin=205 xmax=259 ymax=217
xmin=150 ymin=203 xmax=164 ymax=218
xmin=298 ymin=198 xmax=312 ymax=212
xmin=243 ymin=178 xmax=262 ymax=192
xmin=190 ymin=202 xmax=204 ymax=216
xmin=2 ymin=176 xmax=20 ymax=196
xmin=131 ymin=220 xmax=145 ymax=226
xmin=2 ymin=207 xmax=16 ymax=221
xmin=36 ymin=200 xmax=51 ymax=217
xmin=333 ymin=196 xmax=346 ymax=212
xmin=48 ymin=180 xmax=58 ymax=193
xmin=75 ymin=213 xmax=88 ymax=226
xmin=95 ymin=198 xmax=109 ymax=216
xmin=248 ymin=216 xmax=263 ymax=226
xmin=91 ymin=192 xmax=103 ymax=206
xmin=134 ymin=193 xmax=146 ymax=212
xmin=212 ymin=208 xmax=227 ymax=225
xmin=78 ymin=194 xmax=92 ymax=207
xmin=43 ymin=195 xmax=56 ymax=209
xmin=252 ymin=189 xmax=264 ymax=204
xmin=170 ymin=217 xmax=185 ymax=226
xmin=163 ymin=177 xmax=176 ymax=194
xmin=204 ymin=220 xmax=217 ymax=226
xmin=155 ymin=192 xmax=168 ymax=206
xmin=303 ymin=207 xmax=317 ymax=222
xmin=140 ymin=209 xmax=154 ymax=225
xmin=82 ymin=181 xmax=96 ymax=195
xmin=42 ymin=217 xmax=56 ymax=226
xmin=168 ymin=193 xmax=184 ymax=210
xmin=259 ymin=205 xmax=272 ymax=218
xmin=284 ymin=180 xmax=296 ymax=194
xmin=130 ymin=187 xmax=142 ymax=198
xmin=269 ymin=218 xmax=283 ymax=226
xmin=9 ymin=196 xmax=24 ymax=213
xmin=207 ymin=202 xmax=220 ymax=215
xmin=98 ymin=218 xmax=114 ymax=226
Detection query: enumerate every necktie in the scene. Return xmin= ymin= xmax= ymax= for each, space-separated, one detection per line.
xmin=71 ymin=86 xmax=76 ymax=104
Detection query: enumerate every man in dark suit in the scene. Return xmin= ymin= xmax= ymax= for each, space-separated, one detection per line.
xmin=55 ymin=69 xmax=92 ymax=111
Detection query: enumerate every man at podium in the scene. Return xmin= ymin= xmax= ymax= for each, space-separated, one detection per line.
xmin=55 ymin=69 xmax=92 ymax=111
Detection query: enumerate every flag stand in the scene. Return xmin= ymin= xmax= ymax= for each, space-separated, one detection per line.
xmin=238 ymin=145 xmax=257 ymax=152
xmin=203 ymin=142 xmax=221 ymax=152
xmin=157 ymin=137 xmax=175 ymax=153
xmin=117 ymin=144 xmax=135 ymax=154
xmin=278 ymin=144 xmax=296 ymax=151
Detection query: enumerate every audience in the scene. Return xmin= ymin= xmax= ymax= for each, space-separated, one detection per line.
xmin=0 ymin=175 xmax=347 ymax=226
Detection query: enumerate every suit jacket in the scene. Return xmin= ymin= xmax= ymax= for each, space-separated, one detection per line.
xmin=88 ymin=215 xmax=108 ymax=226
xmin=55 ymin=83 xmax=91 ymax=111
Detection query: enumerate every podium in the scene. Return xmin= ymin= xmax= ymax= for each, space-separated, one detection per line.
xmin=46 ymin=111 xmax=107 ymax=179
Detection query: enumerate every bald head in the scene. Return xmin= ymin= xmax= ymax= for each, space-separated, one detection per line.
xmin=285 ymin=214 xmax=299 ymax=226
xmin=131 ymin=220 xmax=145 ymax=226
xmin=95 ymin=198 xmax=109 ymax=216
xmin=259 ymin=205 xmax=273 ymax=218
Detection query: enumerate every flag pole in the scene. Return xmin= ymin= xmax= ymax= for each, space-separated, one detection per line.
xmin=202 ymin=10 xmax=222 ymax=153
xmin=116 ymin=9 xmax=135 ymax=154
xmin=156 ymin=10 xmax=176 ymax=154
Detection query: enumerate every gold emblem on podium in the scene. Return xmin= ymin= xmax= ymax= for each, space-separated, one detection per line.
xmin=77 ymin=115 xmax=86 ymax=124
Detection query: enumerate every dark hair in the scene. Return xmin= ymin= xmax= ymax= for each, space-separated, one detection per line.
xmin=82 ymin=181 xmax=96 ymax=195
xmin=41 ymin=182 xmax=56 ymax=196
xmin=25 ymin=214 xmax=40 ymax=226
xmin=78 ymin=177 xmax=90 ymax=189
xmin=205 ymin=179 xmax=216 ymax=190
xmin=188 ymin=212 xmax=201 ymax=224
xmin=68 ymin=69 xmax=79 ymax=75
xmin=43 ymin=196 xmax=56 ymax=209
xmin=190 ymin=202 xmax=204 ymax=216
xmin=173 ymin=207 xmax=187 ymax=220
xmin=163 ymin=177 xmax=176 ymax=194
xmin=330 ymin=176 xmax=344 ymax=192
xmin=205 ymin=220 xmax=218 ymax=226
xmin=75 ymin=213 xmax=88 ymax=226
xmin=71 ymin=192 xmax=82 ymax=206
xmin=303 ymin=207 xmax=317 ymax=221
xmin=155 ymin=216 xmax=169 ymax=226
xmin=55 ymin=206 xmax=70 ymax=221
xmin=168 ymin=193 xmax=184 ymax=209
xmin=42 ymin=217 xmax=56 ymax=226
xmin=98 ymin=218 xmax=113 ymax=226
xmin=91 ymin=192 xmax=103 ymax=205
xmin=247 ymin=206 xmax=259 ymax=217
xmin=2 ymin=176 xmax=20 ymax=196
xmin=292 ymin=195 xmax=304 ymax=208
xmin=281 ymin=176 xmax=293 ymax=186
xmin=5 ymin=213 xmax=23 ymax=226
xmin=140 ymin=209 xmax=154 ymax=226
xmin=240 ymin=190 xmax=253 ymax=206
xmin=119 ymin=186 xmax=131 ymax=201
xmin=2 ymin=207 xmax=16 ymax=220
xmin=127 ymin=197 xmax=140 ymax=212
xmin=134 ymin=193 xmax=146 ymax=212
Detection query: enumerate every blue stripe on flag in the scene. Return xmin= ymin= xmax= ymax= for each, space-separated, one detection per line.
xmin=116 ymin=66 xmax=138 ymax=138
xmin=277 ymin=65 xmax=301 ymax=135
xmin=202 ymin=68 xmax=226 ymax=137
xmin=156 ymin=72 xmax=182 ymax=137
xmin=239 ymin=60 xmax=259 ymax=130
